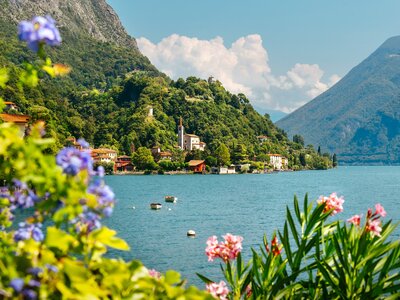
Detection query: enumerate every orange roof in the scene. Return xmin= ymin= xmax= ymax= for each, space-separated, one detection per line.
xmin=188 ymin=160 xmax=205 ymax=167
xmin=257 ymin=135 xmax=269 ymax=139
xmin=92 ymin=148 xmax=117 ymax=154
xmin=117 ymin=155 xmax=131 ymax=159
xmin=4 ymin=102 xmax=15 ymax=105
xmin=0 ymin=114 xmax=29 ymax=124
xmin=269 ymin=153 xmax=282 ymax=157
xmin=185 ymin=134 xmax=199 ymax=138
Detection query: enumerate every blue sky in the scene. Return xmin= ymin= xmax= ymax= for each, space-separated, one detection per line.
xmin=107 ymin=0 xmax=400 ymax=114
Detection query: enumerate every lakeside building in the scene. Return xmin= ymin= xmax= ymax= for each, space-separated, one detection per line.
xmin=91 ymin=148 xmax=118 ymax=164
xmin=178 ymin=117 xmax=206 ymax=151
xmin=114 ymin=155 xmax=134 ymax=172
xmin=269 ymin=154 xmax=289 ymax=170
xmin=0 ymin=113 xmax=29 ymax=137
xmin=211 ymin=166 xmax=236 ymax=174
xmin=188 ymin=160 xmax=206 ymax=173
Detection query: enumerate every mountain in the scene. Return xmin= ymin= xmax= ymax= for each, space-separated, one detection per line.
xmin=0 ymin=0 xmax=137 ymax=49
xmin=276 ymin=36 xmax=400 ymax=165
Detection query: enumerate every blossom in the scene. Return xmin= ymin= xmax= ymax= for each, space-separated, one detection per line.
xmin=375 ymin=203 xmax=386 ymax=217
xmin=72 ymin=210 xmax=101 ymax=233
xmin=77 ymin=138 xmax=89 ymax=149
xmin=205 ymin=234 xmax=243 ymax=262
xmin=18 ymin=15 xmax=61 ymax=52
xmin=87 ymin=180 xmax=115 ymax=217
xmin=14 ymin=222 xmax=44 ymax=242
xmin=347 ymin=215 xmax=361 ymax=226
xmin=367 ymin=219 xmax=382 ymax=237
xmin=148 ymin=269 xmax=161 ymax=279
xmin=206 ymin=281 xmax=229 ymax=300
xmin=56 ymin=147 xmax=93 ymax=176
xmin=271 ymin=235 xmax=282 ymax=256
xmin=97 ymin=166 xmax=105 ymax=178
xmin=10 ymin=278 xmax=24 ymax=292
xmin=317 ymin=193 xmax=344 ymax=215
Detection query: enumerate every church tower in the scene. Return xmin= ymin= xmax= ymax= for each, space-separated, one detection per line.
xmin=178 ymin=117 xmax=184 ymax=149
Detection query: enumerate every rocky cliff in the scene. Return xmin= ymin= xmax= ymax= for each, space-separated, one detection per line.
xmin=0 ymin=0 xmax=138 ymax=49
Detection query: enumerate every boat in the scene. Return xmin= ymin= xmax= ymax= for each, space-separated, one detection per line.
xmin=165 ymin=196 xmax=178 ymax=203
xmin=150 ymin=203 xmax=162 ymax=210
xmin=187 ymin=230 xmax=196 ymax=237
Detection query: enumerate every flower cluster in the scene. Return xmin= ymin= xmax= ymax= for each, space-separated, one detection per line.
xmin=18 ymin=16 xmax=61 ymax=52
xmin=10 ymin=277 xmax=40 ymax=300
xmin=347 ymin=203 xmax=387 ymax=237
xmin=264 ymin=234 xmax=282 ymax=257
xmin=5 ymin=180 xmax=45 ymax=211
xmin=206 ymin=233 xmax=243 ymax=262
xmin=206 ymin=281 xmax=229 ymax=300
xmin=72 ymin=210 xmax=101 ymax=234
xmin=87 ymin=180 xmax=115 ymax=217
xmin=317 ymin=192 xmax=344 ymax=215
xmin=14 ymin=222 xmax=44 ymax=242
xmin=56 ymin=147 xmax=93 ymax=176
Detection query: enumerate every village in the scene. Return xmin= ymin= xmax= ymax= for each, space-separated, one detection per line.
xmin=1 ymin=103 xmax=289 ymax=175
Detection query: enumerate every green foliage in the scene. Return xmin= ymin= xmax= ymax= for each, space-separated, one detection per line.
xmin=215 ymin=144 xmax=231 ymax=166
xmin=94 ymin=161 xmax=114 ymax=175
xmin=132 ymin=147 xmax=157 ymax=170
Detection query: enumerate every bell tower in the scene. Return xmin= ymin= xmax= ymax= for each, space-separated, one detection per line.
xmin=178 ymin=117 xmax=184 ymax=149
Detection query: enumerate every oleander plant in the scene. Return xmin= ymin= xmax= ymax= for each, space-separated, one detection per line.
xmin=200 ymin=194 xmax=400 ymax=299
xmin=0 ymin=16 xmax=213 ymax=300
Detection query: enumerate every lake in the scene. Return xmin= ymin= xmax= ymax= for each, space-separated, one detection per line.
xmin=104 ymin=166 xmax=400 ymax=287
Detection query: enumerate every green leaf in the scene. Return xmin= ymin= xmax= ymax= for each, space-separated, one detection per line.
xmin=165 ymin=270 xmax=181 ymax=285
xmin=45 ymin=227 xmax=77 ymax=253
xmin=90 ymin=227 xmax=129 ymax=250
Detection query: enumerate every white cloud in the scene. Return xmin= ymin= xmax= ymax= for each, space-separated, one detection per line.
xmin=137 ymin=34 xmax=341 ymax=113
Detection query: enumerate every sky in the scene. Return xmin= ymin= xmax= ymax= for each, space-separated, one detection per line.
xmin=107 ymin=0 xmax=400 ymax=116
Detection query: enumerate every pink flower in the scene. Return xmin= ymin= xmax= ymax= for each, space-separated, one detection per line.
xmin=318 ymin=193 xmax=344 ymax=215
xmin=367 ymin=219 xmax=382 ymax=237
xmin=148 ymin=269 xmax=161 ymax=279
xmin=205 ymin=234 xmax=243 ymax=262
xmin=375 ymin=203 xmax=386 ymax=217
xmin=271 ymin=235 xmax=282 ymax=256
xmin=347 ymin=215 xmax=361 ymax=226
xmin=206 ymin=281 xmax=229 ymax=300
xmin=206 ymin=235 xmax=220 ymax=262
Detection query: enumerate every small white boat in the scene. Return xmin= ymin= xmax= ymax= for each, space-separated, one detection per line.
xmin=187 ymin=230 xmax=196 ymax=237
xmin=165 ymin=196 xmax=178 ymax=203
xmin=150 ymin=203 xmax=162 ymax=210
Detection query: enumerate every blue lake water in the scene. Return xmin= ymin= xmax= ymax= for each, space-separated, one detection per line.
xmin=104 ymin=166 xmax=400 ymax=287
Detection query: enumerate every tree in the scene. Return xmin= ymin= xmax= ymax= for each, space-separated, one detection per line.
xmin=299 ymin=153 xmax=307 ymax=167
xmin=293 ymin=134 xmax=305 ymax=146
xmin=332 ymin=153 xmax=338 ymax=167
xmin=232 ymin=144 xmax=248 ymax=163
xmin=215 ymin=144 xmax=230 ymax=166
xmin=317 ymin=146 xmax=321 ymax=156
xmin=132 ymin=147 xmax=157 ymax=170
xmin=205 ymin=155 xmax=218 ymax=167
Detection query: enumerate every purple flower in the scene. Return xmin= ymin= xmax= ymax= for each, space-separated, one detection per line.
xmin=10 ymin=278 xmax=24 ymax=292
xmin=27 ymin=268 xmax=43 ymax=277
xmin=103 ymin=206 xmax=113 ymax=218
xmin=87 ymin=180 xmax=115 ymax=207
xmin=18 ymin=15 xmax=61 ymax=52
xmin=56 ymin=147 xmax=93 ymax=176
xmin=28 ymin=280 xmax=41 ymax=288
xmin=77 ymin=138 xmax=90 ymax=149
xmin=97 ymin=166 xmax=105 ymax=178
xmin=14 ymin=222 xmax=44 ymax=242
xmin=22 ymin=289 xmax=37 ymax=300
xmin=5 ymin=180 xmax=43 ymax=210
xmin=46 ymin=264 xmax=58 ymax=273
xmin=72 ymin=210 xmax=101 ymax=233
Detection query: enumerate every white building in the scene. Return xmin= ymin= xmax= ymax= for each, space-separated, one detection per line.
xmin=91 ymin=148 xmax=118 ymax=163
xmin=269 ymin=154 xmax=288 ymax=170
xmin=178 ymin=117 xmax=206 ymax=151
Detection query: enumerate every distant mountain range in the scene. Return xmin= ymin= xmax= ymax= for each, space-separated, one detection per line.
xmin=277 ymin=36 xmax=400 ymax=165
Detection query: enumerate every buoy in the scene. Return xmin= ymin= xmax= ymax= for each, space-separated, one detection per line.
xmin=132 ymin=206 xmax=136 ymax=209
xmin=187 ymin=230 xmax=196 ymax=237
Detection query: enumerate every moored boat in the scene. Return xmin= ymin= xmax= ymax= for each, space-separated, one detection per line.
xmin=165 ymin=196 xmax=178 ymax=203
xmin=150 ymin=203 xmax=162 ymax=210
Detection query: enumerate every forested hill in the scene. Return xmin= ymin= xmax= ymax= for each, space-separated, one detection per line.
xmin=0 ymin=1 xmax=332 ymax=169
